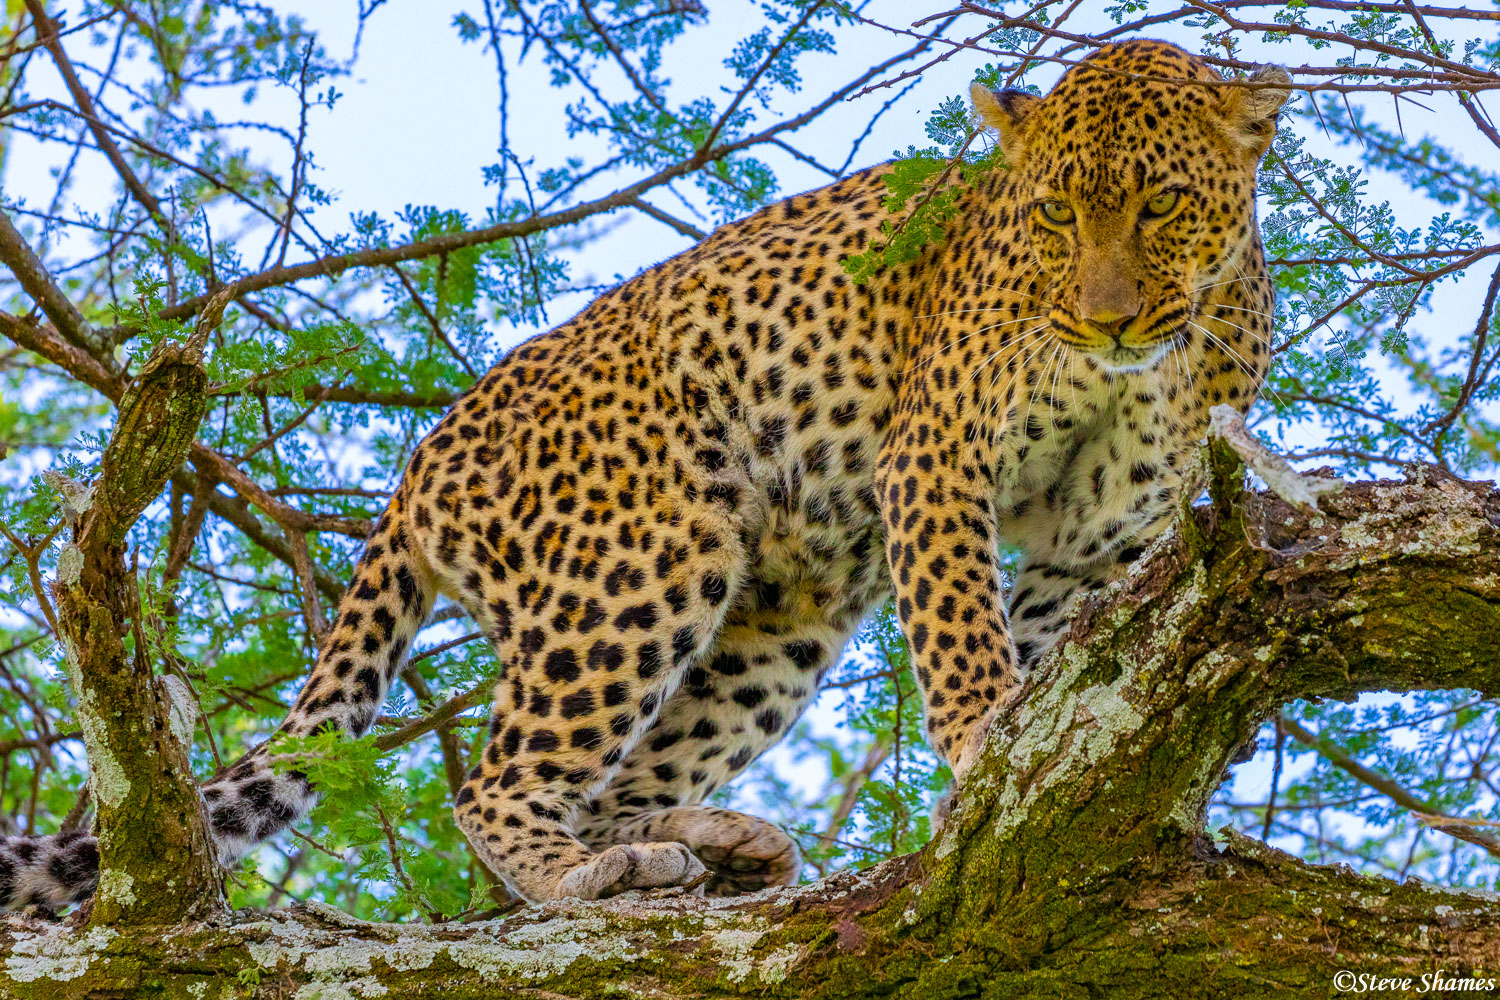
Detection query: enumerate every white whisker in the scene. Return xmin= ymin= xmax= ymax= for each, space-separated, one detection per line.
xmin=1188 ymin=319 xmax=1284 ymax=408
xmin=967 ymin=323 xmax=1051 ymax=384
xmin=1194 ymin=272 xmax=1273 ymax=293
xmin=980 ymin=330 xmax=1054 ymax=422
xmin=1213 ymin=303 xmax=1272 ymax=319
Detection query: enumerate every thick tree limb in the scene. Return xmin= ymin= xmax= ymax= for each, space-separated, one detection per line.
xmin=2 ymin=456 xmax=1497 ymax=994
xmin=50 ymin=322 xmax=224 ymax=927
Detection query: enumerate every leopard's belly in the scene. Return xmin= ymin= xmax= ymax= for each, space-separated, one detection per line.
xmin=744 ymin=483 xmax=892 ymax=646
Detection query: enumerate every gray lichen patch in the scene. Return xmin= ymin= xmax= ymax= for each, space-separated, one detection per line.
xmin=1331 ymin=480 xmax=1492 ymax=570
xmin=291 ymin=979 xmax=389 ymax=1000
xmin=97 ymin=869 xmax=137 ymax=908
xmin=711 ymin=926 xmax=769 ymax=982
xmin=446 ymin=912 xmax=649 ymax=980
xmin=58 ymin=636 xmax=130 ymax=810
xmin=2 ymin=922 xmax=116 ymax=984
xmin=983 ymin=638 xmax=1147 ymax=844
xmin=157 ymin=675 xmax=198 ymax=749
xmin=232 ymin=892 xmax=813 ymax=990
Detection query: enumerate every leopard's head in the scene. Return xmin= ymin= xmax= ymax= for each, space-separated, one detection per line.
xmin=972 ymin=40 xmax=1290 ymax=373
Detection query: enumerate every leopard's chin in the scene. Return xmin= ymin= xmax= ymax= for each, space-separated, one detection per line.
xmin=1092 ymin=342 xmax=1168 ymax=374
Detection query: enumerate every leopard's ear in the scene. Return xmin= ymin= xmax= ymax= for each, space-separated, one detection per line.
xmin=1219 ymin=65 xmax=1292 ymax=159
xmin=970 ymin=83 xmax=1041 ymax=162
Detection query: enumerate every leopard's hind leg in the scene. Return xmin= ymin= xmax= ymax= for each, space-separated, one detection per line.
xmin=575 ymin=571 xmax=876 ymax=895
xmin=433 ymin=471 xmax=750 ymax=900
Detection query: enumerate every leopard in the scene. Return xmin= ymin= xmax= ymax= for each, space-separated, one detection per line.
xmin=0 ymin=39 xmax=1288 ymax=910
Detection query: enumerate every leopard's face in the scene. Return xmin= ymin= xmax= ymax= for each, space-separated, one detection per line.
xmin=973 ymin=40 xmax=1290 ymax=374
xmin=1022 ymin=157 xmax=1245 ymax=374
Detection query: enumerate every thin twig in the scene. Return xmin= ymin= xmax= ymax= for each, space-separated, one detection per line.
xmin=1281 ymin=715 xmax=1500 ymax=859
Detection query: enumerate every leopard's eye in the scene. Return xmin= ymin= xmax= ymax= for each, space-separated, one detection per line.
xmin=1144 ymin=190 xmax=1180 ymax=218
xmin=1039 ymin=201 xmax=1074 ymax=225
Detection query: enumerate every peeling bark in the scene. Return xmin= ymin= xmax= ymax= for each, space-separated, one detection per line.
xmin=7 ymin=453 xmax=1499 ymax=997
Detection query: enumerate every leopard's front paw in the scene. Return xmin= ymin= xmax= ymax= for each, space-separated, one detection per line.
xmin=951 ymin=704 xmax=1002 ymax=781
xmin=608 ymin=806 xmax=800 ymax=896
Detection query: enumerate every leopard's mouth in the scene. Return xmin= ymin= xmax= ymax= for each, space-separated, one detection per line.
xmin=1049 ymin=308 xmax=1181 ymax=374
xmin=1052 ymin=320 xmax=1175 ymax=373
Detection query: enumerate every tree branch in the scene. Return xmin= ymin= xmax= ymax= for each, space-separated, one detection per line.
xmin=50 ymin=325 xmax=223 ymax=926
xmin=113 ymin=23 xmax=944 ymax=331
xmin=22 ymin=0 xmax=181 ymax=246
xmin=4 ymin=460 xmax=1498 ymax=993
xmin=1280 ymin=714 xmax=1500 ymax=858
xmin=0 ymin=209 xmax=109 ymax=358
xmin=626 ymin=196 xmax=708 ymax=241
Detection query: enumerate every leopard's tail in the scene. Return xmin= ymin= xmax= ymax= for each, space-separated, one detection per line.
xmin=0 ymin=830 xmax=99 ymax=911
xmin=0 ymin=495 xmax=435 ymax=911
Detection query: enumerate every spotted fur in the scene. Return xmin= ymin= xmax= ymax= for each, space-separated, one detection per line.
xmin=1 ymin=40 xmax=1286 ymax=908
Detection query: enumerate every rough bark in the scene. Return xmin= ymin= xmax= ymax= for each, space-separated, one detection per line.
xmin=50 ymin=313 xmax=227 ymax=928
xmin=5 ymin=455 xmax=1498 ymax=997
